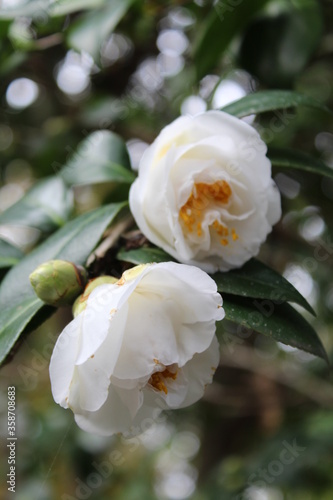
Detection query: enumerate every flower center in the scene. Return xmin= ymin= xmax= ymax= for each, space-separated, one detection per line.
xmin=148 ymin=367 xmax=178 ymax=395
xmin=179 ymin=180 xmax=238 ymax=245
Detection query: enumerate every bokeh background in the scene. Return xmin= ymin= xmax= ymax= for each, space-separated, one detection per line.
xmin=1 ymin=0 xmax=333 ymax=499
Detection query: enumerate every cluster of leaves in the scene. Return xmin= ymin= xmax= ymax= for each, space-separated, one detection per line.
xmin=0 ymin=0 xmax=332 ymax=367
xmin=0 ymin=88 xmax=332 ymax=366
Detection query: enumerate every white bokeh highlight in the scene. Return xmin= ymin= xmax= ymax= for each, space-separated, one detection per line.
xmin=6 ymin=78 xmax=39 ymax=110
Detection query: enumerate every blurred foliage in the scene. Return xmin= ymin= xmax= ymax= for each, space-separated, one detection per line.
xmin=0 ymin=0 xmax=333 ymax=499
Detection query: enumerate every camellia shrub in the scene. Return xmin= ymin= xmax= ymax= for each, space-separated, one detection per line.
xmin=0 ymin=0 xmax=332 ymax=498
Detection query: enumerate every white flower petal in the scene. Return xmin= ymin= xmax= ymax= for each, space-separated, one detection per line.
xmin=70 ymin=303 xmax=130 ymax=412
xmin=179 ymin=335 xmax=220 ymax=408
xmin=49 ymin=262 xmax=224 ymax=437
xmin=75 ymin=284 xmax=116 ymax=365
xmin=125 ymin=400 xmax=163 ymax=438
xmin=113 ymin=263 xmax=223 ymax=378
xmin=76 ymin=279 xmax=138 ymax=365
xmin=149 ymin=367 xmax=189 ymax=408
xmin=114 ymin=290 xmax=180 ymax=378
xmin=74 ymin=384 xmax=136 ymax=436
xmin=115 ymin=384 xmax=144 ymax=419
xmin=49 ymin=314 xmax=83 ymax=408
xmin=71 ymin=363 xmax=110 ymax=412
xmin=267 ymin=180 xmax=282 ymax=226
xmin=129 ymin=110 xmax=281 ymax=271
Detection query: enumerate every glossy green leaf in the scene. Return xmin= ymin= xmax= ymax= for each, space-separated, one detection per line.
xmin=0 ymin=202 xmax=126 ymax=365
xmin=0 ymin=202 xmax=126 ymax=307
xmin=117 ymin=247 xmax=175 ymax=265
xmin=269 ymin=147 xmax=333 ymax=180
xmin=0 ymin=297 xmax=43 ymax=365
xmin=0 ymin=239 xmax=24 ymax=269
xmin=60 ymin=130 xmax=135 ymax=186
xmin=67 ymin=0 xmax=135 ymax=62
xmin=221 ymin=90 xmax=332 ymax=118
xmin=222 ymin=294 xmax=328 ymax=362
xmin=117 ymin=250 xmax=314 ymax=316
xmin=0 ymin=177 xmax=73 ymax=233
xmin=193 ymin=0 xmax=270 ymax=79
xmin=214 ymin=259 xmax=315 ymax=315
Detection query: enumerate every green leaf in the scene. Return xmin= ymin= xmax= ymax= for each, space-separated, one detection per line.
xmin=0 ymin=19 xmax=10 ymax=37
xmin=67 ymin=0 xmax=135 ymax=62
xmin=0 ymin=202 xmax=126 ymax=307
xmin=60 ymin=130 xmax=135 ymax=187
xmin=0 ymin=51 xmax=27 ymax=78
xmin=117 ymin=251 xmax=314 ymax=316
xmin=0 ymin=202 xmax=127 ymax=366
xmin=52 ymin=0 xmax=106 ymax=17
xmin=0 ymin=0 xmax=105 ymax=19
xmin=239 ymin=2 xmax=323 ymax=87
xmin=0 ymin=177 xmax=73 ymax=233
xmin=0 ymin=297 xmax=43 ymax=365
xmin=221 ymin=90 xmax=332 ymax=118
xmin=214 ymin=259 xmax=315 ymax=315
xmin=193 ymin=0 xmax=270 ymax=79
xmin=8 ymin=19 xmax=36 ymax=51
xmin=268 ymin=147 xmax=333 ymax=180
xmin=221 ymin=294 xmax=327 ymax=362
xmin=0 ymin=0 xmax=50 ymax=19
xmin=79 ymin=96 xmax=125 ymax=127
xmin=0 ymin=239 xmax=24 ymax=269
xmin=117 ymin=247 xmax=175 ymax=265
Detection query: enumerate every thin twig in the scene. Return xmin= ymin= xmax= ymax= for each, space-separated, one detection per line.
xmin=86 ymin=213 xmax=135 ymax=266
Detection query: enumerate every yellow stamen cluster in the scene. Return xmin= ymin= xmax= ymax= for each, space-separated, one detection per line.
xmin=149 ymin=368 xmax=178 ymax=395
xmin=179 ymin=180 xmax=238 ymax=245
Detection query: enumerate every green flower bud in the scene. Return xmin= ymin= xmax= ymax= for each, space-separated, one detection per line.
xmin=29 ymin=260 xmax=88 ymax=307
xmin=72 ymin=276 xmax=118 ymax=317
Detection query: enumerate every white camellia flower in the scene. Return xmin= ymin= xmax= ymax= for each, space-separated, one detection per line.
xmin=129 ymin=111 xmax=281 ymax=272
xmin=49 ymin=262 xmax=224 ymax=437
